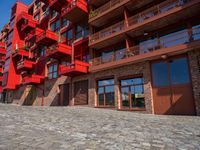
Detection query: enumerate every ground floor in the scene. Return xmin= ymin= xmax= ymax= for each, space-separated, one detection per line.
xmin=0 ymin=104 xmax=200 ymax=150
xmin=1 ymin=50 xmax=200 ymax=115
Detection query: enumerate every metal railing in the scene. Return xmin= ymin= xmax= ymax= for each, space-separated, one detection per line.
xmin=89 ymin=0 xmax=126 ymax=19
xmin=91 ymin=26 xmax=200 ymax=66
xmin=89 ymin=0 xmax=190 ymax=44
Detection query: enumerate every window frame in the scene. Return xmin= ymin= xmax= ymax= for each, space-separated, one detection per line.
xmin=96 ymin=78 xmax=115 ymax=107
xmin=120 ymin=77 xmax=145 ymax=110
xmin=48 ymin=63 xmax=58 ymax=79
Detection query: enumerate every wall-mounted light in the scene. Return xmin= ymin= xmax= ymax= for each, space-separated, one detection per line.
xmin=161 ymin=54 xmax=167 ymax=59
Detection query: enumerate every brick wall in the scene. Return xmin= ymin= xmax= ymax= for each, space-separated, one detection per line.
xmin=88 ymin=62 xmax=153 ymax=113
xmin=188 ymin=49 xmax=200 ymax=115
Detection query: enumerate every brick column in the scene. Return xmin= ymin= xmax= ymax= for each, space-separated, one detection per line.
xmin=188 ymin=50 xmax=200 ymax=115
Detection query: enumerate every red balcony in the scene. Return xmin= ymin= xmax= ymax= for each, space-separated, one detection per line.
xmin=17 ymin=59 xmax=36 ymax=71
xmin=17 ymin=12 xmax=39 ymax=33
xmin=46 ymin=43 xmax=72 ymax=59
xmin=36 ymin=30 xmax=58 ymax=45
xmin=49 ymin=0 xmax=70 ymax=12
xmin=25 ymin=28 xmax=43 ymax=42
xmin=0 ymin=86 xmax=3 ymax=92
xmin=22 ymin=74 xmax=44 ymax=85
xmin=0 ymin=55 xmax=5 ymax=65
xmin=11 ymin=48 xmax=30 ymax=60
xmin=0 ymin=42 xmax=6 ymax=55
xmin=59 ymin=60 xmax=89 ymax=76
xmin=62 ymin=0 xmax=88 ymax=23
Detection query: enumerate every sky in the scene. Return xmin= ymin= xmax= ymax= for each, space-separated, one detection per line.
xmin=0 ymin=0 xmax=32 ymax=30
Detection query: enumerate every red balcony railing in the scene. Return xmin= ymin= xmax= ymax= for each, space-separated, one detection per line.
xmin=91 ymin=26 xmax=200 ymax=66
xmin=11 ymin=47 xmax=30 ymax=59
xmin=0 ymin=43 xmax=6 ymax=54
xmin=49 ymin=0 xmax=69 ymax=12
xmin=89 ymin=0 xmax=127 ymax=20
xmin=0 ymin=55 xmax=5 ymax=64
xmin=59 ymin=60 xmax=89 ymax=76
xmin=17 ymin=59 xmax=36 ymax=71
xmin=36 ymin=30 xmax=58 ymax=45
xmin=89 ymin=0 xmax=193 ymax=45
xmin=25 ymin=28 xmax=44 ymax=42
xmin=0 ymin=86 xmax=3 ymax=92
xmin=22 ymin=74 xmax=44 ymax=85
xmin=46 ymin=43 xmax=72 ymax=59
xmin=17 ymin=12 xmax=39 ymax=32
xmin=62 ymin=0 xmax=88 ymax=23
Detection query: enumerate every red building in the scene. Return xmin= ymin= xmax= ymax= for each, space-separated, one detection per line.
xmin=0 ymin=0 xmax=200 ymax=115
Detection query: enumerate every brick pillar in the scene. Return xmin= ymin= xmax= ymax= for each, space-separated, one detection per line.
xmin=143 ymin=62 xmax=154 ymax=114
xmin=188 ymin=50 xmax=200 ymax=115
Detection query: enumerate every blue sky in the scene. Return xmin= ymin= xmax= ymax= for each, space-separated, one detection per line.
xmin=0 ymin=0 xmax=32 ymax=30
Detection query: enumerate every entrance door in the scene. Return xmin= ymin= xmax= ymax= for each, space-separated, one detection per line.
xmin=60 ymin=84 xmax=70 ymax=106
xmin=151 ymin=56 xmax=196 ymax=115
xmin=74 ymin=80 xmax=88 ymax=105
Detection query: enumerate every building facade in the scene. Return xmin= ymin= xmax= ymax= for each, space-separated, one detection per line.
xmin=0 ymin=0 xmax=200 ymax=115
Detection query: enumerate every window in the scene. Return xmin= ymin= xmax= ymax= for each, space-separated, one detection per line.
xmin=66 ymin=29 xmax=73 ymax=45
xmin=61 ymin=18 xmax=69 ymax=28
xmin=151 ymin=61 xmax=169 ymax=87
xmin=50 ymin=19 xmax=60 ymax=33
xmin=121 ymin=77 xmax=145 ymax=108
xmin=40 ymin=46 xmax=46 ymax=57
xmin=152 ymin=57 xmax=190 ymax=87
xmin=51 ymin=10 xmax=58 ymax=18
xmin=34 ymin=13 xmax=40 ymax=21
xmin=35 ymin=2 xmax=41 ymax=10
xmin=97 ymin=79 xmax=115 ymax=107
xmin=48 ymin=63 xmax=58 ymax=79
xmin=75 ymin=25 xmax=83 ymax=39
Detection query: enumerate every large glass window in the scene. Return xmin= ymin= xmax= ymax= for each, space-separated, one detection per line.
xmin=152 ymin=57 xmax=190 ymax=87
xmin=50 ymin=19 xmax=60 ymax=33
xmin=151 ymin=61 xmax=169 ymax=87
xmin=61 ymin=18 xmax=69 ymax=28
xmin=75 ymin=25 xmax=83 ymax=40
xmin=169 ymin=58 xmax=190 ymax=85
xmin=97 ymin=79 xmax=115 ymax=107
xmin=121 ymin=77 xmax=145 ymax=109
xmin=66 ymin=29 xmax=73 ymax=45
xmin=48 ymin=63 xmax=58 ymax=79
xmin=40 ymin=46 xmax=46 ymax=57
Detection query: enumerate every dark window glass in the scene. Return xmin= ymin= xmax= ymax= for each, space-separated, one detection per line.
xmin=97 ymin=79 xmax=115 ymax=106
xmin=121 ymin=87 xmax=129 ymax=107
xmin=61 ymin=18 xmax=69 ymax=28
xmin=121 ymin=77 xmax=145 ymax=108
xmin=75 ymin=25 xmax=83 ymax=39
xmin=48 ymin=63 xmax=58 ymax=79
xmin=152 ymin=61 xmax=169 ymax=87
xmin=66 ymin=29 xmax=73 ymax=45
xmin=40 ymin=46 xmax=46 ymax=57
xmin=50 ymin=19 xmax=60 ymax=33
xmin=170 ymin=57 xmax=190 ymax=85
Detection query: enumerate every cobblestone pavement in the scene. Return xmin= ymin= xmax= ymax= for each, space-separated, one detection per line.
xmin=0 ymin=104 xmax=200 ymax=150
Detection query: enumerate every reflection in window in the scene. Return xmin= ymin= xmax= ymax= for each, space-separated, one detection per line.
xmin=48 ymin=63 xmax=58 ymax=79
xmin=152 ymin=57 xmax=190 ymax=87
xmin=121 ymin=77 xmax=145 ymax=108
xmin=97 ymin=79 xmax=115 ymax=106
xmin=169 ymin=57 xmax=190 ymax=85
xmin=160 ymin=29 xmax=189 ymax=48
xmin=152 ymin=61 xmax=169 ymax=87
xmin=192 ymin=24 xmax=200 ymax=40
xmin=50 ymin=19 xmax=60 ymax=33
